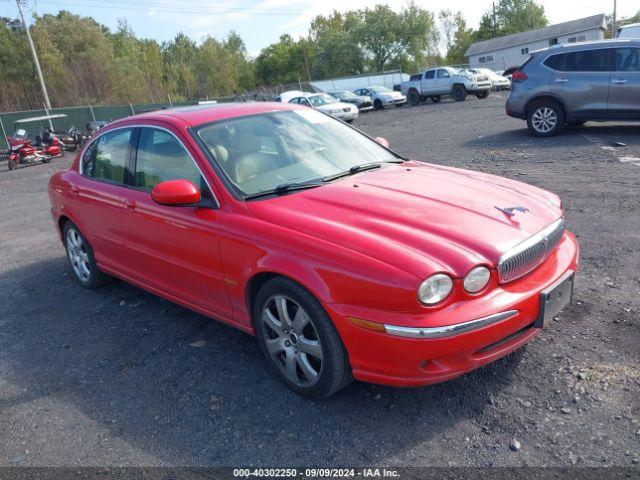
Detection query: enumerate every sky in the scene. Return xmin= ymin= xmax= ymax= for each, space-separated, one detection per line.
xmin=4 ymin=0 xmax=637 ymax=56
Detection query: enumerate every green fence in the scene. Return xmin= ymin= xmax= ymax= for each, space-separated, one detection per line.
xmin=0 ymin=101 xmax=196 ymax=148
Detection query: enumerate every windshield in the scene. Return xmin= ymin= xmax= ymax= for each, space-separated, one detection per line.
xmin=308 ymin=94 xmax=337 ymax=106
xmin=196 ymin=109 xmax=399 ymax=197
xmin=338 ymin=91 xmax=356 ymax=98
xmin=371 ymin=86 xmax=391 ymax=93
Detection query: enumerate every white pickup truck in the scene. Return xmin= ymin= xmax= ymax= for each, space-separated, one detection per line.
xmin=401 ymin=66 xmax=492 ymax=105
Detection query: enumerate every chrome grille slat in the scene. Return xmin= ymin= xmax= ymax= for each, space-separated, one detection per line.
xmin=498 ymin=219 xmax=565 ymax=283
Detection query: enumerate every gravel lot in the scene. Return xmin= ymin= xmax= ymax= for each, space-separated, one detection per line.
xmin=0 ymin=93 xmax=639 ymax=468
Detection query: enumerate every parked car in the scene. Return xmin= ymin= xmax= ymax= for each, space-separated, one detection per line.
xmin=352 ymin=86 xmax=407 ymax=109
xmin=617 ymin=23 xmax=640 ymax=39
xmin=289 ymin=93 xmax=359 ymax=123
xmin=49 ymin=102 xmax=578 ymax=398
xmin=506 ymin=39 xmax=640 ymax=136
xmin=273 ymin=90 xmax=305 ymax=103
xmin=401 ymin=67 xmax=492 ymax=105
xmin=470 ymin=68 xmax=511 ymax=90
xmin=329 ymin=90 xmax=374 ymax=112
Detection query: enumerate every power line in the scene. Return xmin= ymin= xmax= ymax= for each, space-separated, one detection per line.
xmin=36 ymin=0 xmax=305 ymax=16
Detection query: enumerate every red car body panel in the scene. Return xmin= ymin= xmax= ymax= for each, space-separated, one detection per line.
xmin=48 ymin=102 xmax=579 ymax=387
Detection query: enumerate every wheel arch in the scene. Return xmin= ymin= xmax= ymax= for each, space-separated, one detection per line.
xmin=244 ymin=266 xmax=333 ymax=327
xmin=524 ymin=94 xmax=568 ymax=118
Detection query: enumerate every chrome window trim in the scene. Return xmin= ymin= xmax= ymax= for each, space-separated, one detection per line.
xmin=79 ymin=123 xmax=219 ymax=207
xmin=384 ymin=310 xmax=519 ymax=339
xmin=498 ymin=218 xmax=565 ymax=283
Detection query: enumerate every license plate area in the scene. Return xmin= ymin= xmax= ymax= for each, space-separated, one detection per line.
xmin=535 ymin=270 xmax=574 ymax=328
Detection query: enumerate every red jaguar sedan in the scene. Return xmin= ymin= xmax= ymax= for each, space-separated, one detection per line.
xmin=48 ymin=103 xmax=578 ymax=398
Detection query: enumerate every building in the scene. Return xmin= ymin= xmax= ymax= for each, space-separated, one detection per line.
xmin=465 ymin=14 xmax=607 ymax=72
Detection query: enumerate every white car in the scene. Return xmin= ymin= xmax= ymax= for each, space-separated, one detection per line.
xmin=471 ymin=68 xmax=511 ymax=90
xmin=289 ymin=93 xmax=359 ymax=123
xmin=352 ymin=86 xmax=407 ymax=110
xmin=274 ymin=90 xmax=306 ymax=103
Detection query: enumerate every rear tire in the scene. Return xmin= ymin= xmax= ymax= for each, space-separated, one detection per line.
xmin=526 ymin=99 xmax=565 ymax=137
xmin=452 ymin=84 xmax=467 ymax=101
xmin=63 ymin=221 xmax=111 ymax=289
xmin=254 ymin=277 xmax=352 ymax=399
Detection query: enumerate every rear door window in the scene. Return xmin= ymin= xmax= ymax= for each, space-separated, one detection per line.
xmin=82 ymin=128 xmax=133 ymax=184
xmin=615 ymin=48 xmax=640 ymax=72
xmin=437 ymin=69 xmax=450 ymax=79
xmin=563 ymin=49 xmax=611 ymax=72
xmin=544 ymin=53 xmax=566 ymax=71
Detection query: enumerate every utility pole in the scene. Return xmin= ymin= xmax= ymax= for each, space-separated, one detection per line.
xmin=492 ymin=2 xmax=497 ymax=38
xmin=16 ymin=0 xmax=52 ymax=112
xmin=612 ymin=0 xmax=617 ymax=37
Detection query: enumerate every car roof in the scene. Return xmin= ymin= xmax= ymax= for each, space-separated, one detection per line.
xmin=535 ymin=38 xmax=640 ymax=55
xmin=106 ymin=102 xmax=303 ymax=129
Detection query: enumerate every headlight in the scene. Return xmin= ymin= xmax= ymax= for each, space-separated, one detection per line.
xmin=329 ymin=108 xmax=342 ymax=114
xmin=418 ymin=274 xmax=453 ymax=305
xmin=463 ymin=266 xmax=491 ymax=293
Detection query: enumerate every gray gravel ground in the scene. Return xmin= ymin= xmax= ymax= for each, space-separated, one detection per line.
xmin=0 ymin=93 xmax=639 ymax=467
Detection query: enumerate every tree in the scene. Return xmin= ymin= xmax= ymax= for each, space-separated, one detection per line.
xmin=255 ymin=34 xmax=307 ymax=86
xmin=309 ymin=11 xmax=364 ymax=79
xmin=440 ymin=11 xmax=475 ymax=66
xmin=476 ymin=0 xmax=547 ymax=40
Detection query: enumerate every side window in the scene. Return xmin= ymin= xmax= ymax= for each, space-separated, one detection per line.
xmin=615 ymin=48 xmax=640 ymax=72
xmin=134 ymin=128 xmax=203 ymax=191
xmin=437 ymin=69 xmax=450 ymax=79
xmin=564 ymin=49 xmax=610 ymax=72
xmin=521 ymin=47 xmax=529 ymax=55
xmin=424 ymin=70 xmax=435 ymax=79
xmin=409 ymin=73 xmax=422 ymax=81
xmin=544 ymin=53 xmax=566 ymax=71
xmin=82 ymin=128 xmax=132 ymax=184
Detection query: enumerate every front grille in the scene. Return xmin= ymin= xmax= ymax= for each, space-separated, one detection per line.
xmin=498 ymin=219 xmax=565 ymax=283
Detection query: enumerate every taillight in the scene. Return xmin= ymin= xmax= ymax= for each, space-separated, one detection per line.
xmin=512 ymin=70 xmax=528 ymax=82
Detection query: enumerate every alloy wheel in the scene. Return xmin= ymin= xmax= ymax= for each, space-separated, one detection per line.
xmin=66 ymin=228 xmax=91 ymax=282
xmin=531 ymin=107 xmax=557 ymax=133
xmin=261 ymin=294 xmax=323 ymax=387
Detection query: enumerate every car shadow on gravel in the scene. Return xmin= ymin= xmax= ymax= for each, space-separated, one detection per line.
xmin=464 ymin=124 xmax=640 ymax=151
xmin=1 ymin=257 xmax=528 ymax=466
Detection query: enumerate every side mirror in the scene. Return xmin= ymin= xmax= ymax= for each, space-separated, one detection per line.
xmin=151 ymin=179 xmax=201 ymax=206
xmin=374 ymin=137 xmax=390 ymax=148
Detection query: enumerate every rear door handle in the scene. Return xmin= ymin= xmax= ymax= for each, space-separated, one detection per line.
xmin=612 ymin=79 xmax=628 ymax=84
xmin=554 ymin=78 xmax=568 ymax=83
xmin=124 ymin=199 xmax=137 ymax=210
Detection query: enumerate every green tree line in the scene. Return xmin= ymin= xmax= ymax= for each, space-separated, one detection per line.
xmin=2 ymin=0 xmax=634 ymax=112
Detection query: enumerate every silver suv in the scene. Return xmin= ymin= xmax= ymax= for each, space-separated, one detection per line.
xmin=506 ymin=39 xmax=640 ymax=136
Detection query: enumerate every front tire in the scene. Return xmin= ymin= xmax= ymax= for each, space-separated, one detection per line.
xmin=475 ymin=90 xmax=489 ymax=99
xmin=8 ymin=157 xmax=18 ymax=170
xmin=254 ymin=277 xmax=352 ymax=399
xmin=452 ymin=84 xmax=467 ymax=101
xmin=526 ymin=99 xmax=565 ymax=137
xmin=63 ymin=221 xmax=111 ymax=289
xmin=373 ymin=99 xmax=383 ymax=110
xmin=407 ymin=90 xmax=421 ymax=106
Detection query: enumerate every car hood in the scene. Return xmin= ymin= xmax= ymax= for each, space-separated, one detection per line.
xmin=247 ymin=161 xmax=562 ymax=278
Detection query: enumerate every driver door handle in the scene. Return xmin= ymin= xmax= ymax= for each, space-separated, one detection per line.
xmin=612 ymin=79 xmax=628 ymax=84
xmin=554 ymin=78 xmax=568 ymax=83
xmin=124 ymin=199 xmax=137 ymax=210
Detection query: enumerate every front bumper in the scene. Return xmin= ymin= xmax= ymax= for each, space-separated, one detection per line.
xmin=332 ymin=110 xmax=359 ymax=121
xmin=326 ymin=230 xmax=579 ymax=387
xmin=382 ymin=97 xmax=407 ymax=107
xmin=469 ymin=81 xmax=492 ymax=92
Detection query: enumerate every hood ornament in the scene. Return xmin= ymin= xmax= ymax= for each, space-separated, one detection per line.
xmin=495 ymin=206 xmax=530 ymax=217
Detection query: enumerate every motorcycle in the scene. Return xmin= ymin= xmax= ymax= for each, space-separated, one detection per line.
xmin=56 ymin=125 xmax=87 ymax=152
xmin=7 ymin=128 xmax=64 ymax=170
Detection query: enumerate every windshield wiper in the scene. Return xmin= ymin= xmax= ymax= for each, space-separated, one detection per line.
xmin=244 ymin=181 xmax=323 ymax=200
xmin=323 ymin=159 xmax=405 ymax=182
